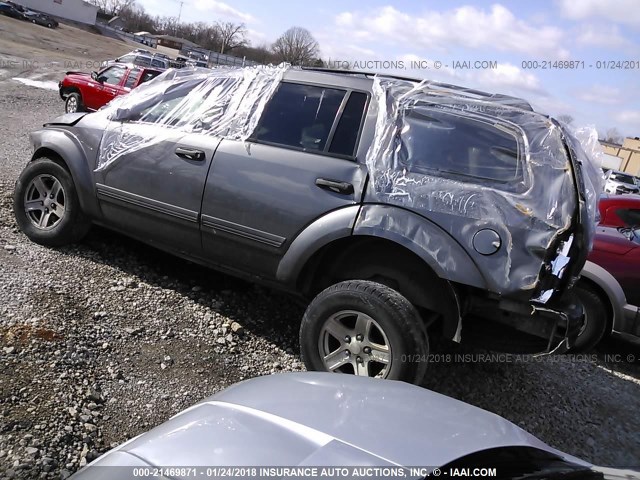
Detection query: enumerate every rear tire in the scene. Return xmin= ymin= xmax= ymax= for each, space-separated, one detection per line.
xmin=570 ymin=284 xmax=608 ymax=352
xmin=300 ymin=280 xmax=429 ymax=384
xmin=13 ymin=158 xmax=91 ymax=247
xmin=65 ymin=92 xmax=84 ymax=113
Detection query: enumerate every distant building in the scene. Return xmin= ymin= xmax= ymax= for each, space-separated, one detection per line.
xmin=17 ymin=0 xmax=98 ymax=24
xmin=601 ymin=137 xmax=640 ymax=175
xmin=152 ymin=34 xmax=198 ymax=51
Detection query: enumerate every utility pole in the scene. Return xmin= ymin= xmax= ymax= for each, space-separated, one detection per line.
xmin=177 ymin=0 xmax=184 ymax=23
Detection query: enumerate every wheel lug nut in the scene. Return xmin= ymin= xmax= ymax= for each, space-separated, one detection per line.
xmin=50 ymin=194 xmax=54 ymax=199
xmin=356 ymin=356 xmax=363 ymax=363
xmin=356 ymin=334 xmax=364 ymax=341
xmin=344 ymin=350 xmax=351 ymax=357
xmin=363 ymin=347 xmax=372 ymax=354
xmin=344 ymin=336 xmax=351 ymax=343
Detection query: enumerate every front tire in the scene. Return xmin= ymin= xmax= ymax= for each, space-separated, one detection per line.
xmin=300 ymin=280 xmax=429 ymax=384
xmin=571 ymin=284 xmax=608 ymax=352
xmin=13 ymin=158 xmax=90 ymax=247
xmin=65 ymin=92 xmax=83 ymax=113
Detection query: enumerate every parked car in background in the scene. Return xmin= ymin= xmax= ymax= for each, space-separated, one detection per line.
xmin=15 ymin=67 xmax=601 ymax=383
xmin=70 ymin=373 xmax=634 ymax=480
xmin=171 ymin=56 xmax=188 ymax=68
xmin=603 ymin=169 xmax=640 ymax=195
xmin=58 ymin=63 xmax=163 ymax=113
xmin=598 ymin=194 xmax=640 ymax=228
xmin=24 ymin=10 xmax=58 ymax=28
xmin=102 ymin=52 xmax=170 ymax=70
xmin=0 ymin=1 xmax=26 ymax=19
xmin=572 ymin=195 xmax=640 ymax=350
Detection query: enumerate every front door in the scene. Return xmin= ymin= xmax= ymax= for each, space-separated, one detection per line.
xmin=89 ymin=65 xmax=127 ymax=110
xmin=95 ymin=121 xmax=219 ymax=256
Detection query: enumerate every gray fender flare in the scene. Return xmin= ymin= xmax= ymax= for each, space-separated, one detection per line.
xmin=353 ymin=204 xmax=487 ymax=290
xmin=579 ymin=260 xmax=626 ymax=333
xmin=276 ymin=205 xmax=360 ymax=285
xmin=30 ymin=129 xmax=100 ymax=218
xmin=277 ymin=204 xmax=485 ymax=342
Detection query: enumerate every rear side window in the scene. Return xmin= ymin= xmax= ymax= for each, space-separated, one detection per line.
xmin=399 ymin=107 xmax=522 ymax=185
xmin=123 ymin=68 xmax=140 ymax=89
xmin=134 ymin=55 xmax=152 ymax=67
xmin=252 ymin=82 xmax=345 ymax=152
xmin=140 ymin=70 xmax=161 ymax=85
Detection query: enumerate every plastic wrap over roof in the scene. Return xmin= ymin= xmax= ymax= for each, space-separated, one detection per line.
xmin=95 ymin=64 xmax=288 ymax=171
xmin=365 ymin=76 xmax=603 ymax=296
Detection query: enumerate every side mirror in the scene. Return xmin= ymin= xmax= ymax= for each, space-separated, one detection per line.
xmin=91 ymin=71 xmax=98 ymax=81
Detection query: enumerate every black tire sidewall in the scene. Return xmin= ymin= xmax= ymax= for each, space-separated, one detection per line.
xmin=572 ymin=286 xmax=608 ymax=352
xmin=300 ymin=281 xmax=428 ymax=383
xmin=13 ymin=159 xmax=86 ymax=247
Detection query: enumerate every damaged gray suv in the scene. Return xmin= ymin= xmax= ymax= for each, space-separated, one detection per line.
xmin=13 ymin=66 xmax=602 ymax=384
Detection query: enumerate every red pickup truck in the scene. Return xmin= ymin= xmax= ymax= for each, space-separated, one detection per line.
xmin=58 ymin=63 xmax=163 ymax=113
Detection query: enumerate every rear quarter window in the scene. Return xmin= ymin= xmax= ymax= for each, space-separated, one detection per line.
xmin=398 ymin=107 xmax=524 ymax=189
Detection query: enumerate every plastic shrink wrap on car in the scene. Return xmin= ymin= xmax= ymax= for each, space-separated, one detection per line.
xmin=94 ymin=65 xmax=288 ymax=171
xmin=363 ymin=77 xmax=604 ymax=298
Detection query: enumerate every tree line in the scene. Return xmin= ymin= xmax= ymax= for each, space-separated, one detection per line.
xmin=88 ymin=0 xmax=323 ymax=65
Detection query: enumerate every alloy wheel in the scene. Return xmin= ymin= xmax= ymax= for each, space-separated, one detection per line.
xmin=66 ymin=96 xmax=77 ymax=112
xmin=23 ymin=174 xmax=66 ymax=230
xmin=318 ymin=310 xmax=392 ymax=378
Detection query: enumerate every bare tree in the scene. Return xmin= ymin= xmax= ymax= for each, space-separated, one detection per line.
xmin=87 ymin=0 xmax=109 ymax=12
xmin=557 ymin=114 xmax=574 ymax=125
xmin=604 ymin=127 xmax=623 ymax=144
xmin=217 ymin=22 xmax=247 ymax=54
xmin=88 ymin=0 xmax=136 ymax=16
xmin=119 ymin=4 xmax=155 ymax=32
xmin=272 ymin=26 xmax=319 ymax=66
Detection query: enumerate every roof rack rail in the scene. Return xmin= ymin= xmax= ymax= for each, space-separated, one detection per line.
xmin=299 ymin=67 xmax=533 ymax=111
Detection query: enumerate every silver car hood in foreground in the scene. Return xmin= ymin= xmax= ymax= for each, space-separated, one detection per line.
xmin=73 ymin=373 xmax=639 ymax=479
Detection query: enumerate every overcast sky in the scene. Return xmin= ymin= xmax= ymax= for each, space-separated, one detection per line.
xmin=136 ymin=0 xmax=640 ymax=138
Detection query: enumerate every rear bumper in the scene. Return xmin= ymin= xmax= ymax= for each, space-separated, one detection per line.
xmin=467 ymin=291 xmax=584 ymax=354
xmin=530 ymin=293 xmax=585 ymax=353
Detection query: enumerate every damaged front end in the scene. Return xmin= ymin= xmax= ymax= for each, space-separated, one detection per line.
xmin=365 ymin=78 xmax=604 ymax=353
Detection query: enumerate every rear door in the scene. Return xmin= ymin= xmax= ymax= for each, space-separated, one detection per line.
xmin=200 ymin=81 xmax=369 ymax=278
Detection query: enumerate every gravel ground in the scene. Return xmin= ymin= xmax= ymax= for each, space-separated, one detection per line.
xmin=0 ymin=52 xmax=639 ymax=478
